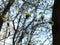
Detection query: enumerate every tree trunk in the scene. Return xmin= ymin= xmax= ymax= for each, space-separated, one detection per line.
xmin=52 ymin=0 xmax=60 ymax=45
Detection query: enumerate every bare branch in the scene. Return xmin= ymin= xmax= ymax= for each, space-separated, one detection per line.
xmin=0 ymin=0 xmax=15 ymax=31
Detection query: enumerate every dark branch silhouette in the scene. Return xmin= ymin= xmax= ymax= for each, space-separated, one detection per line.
xmin=0 ymin=0 xmax=15 ymax=31
xmin=52 ymin=0 xmax=60 ymax=45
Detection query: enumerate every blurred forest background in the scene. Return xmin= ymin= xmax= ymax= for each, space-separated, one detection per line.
xmin=0 ymin=0 xmax=54 ymax=45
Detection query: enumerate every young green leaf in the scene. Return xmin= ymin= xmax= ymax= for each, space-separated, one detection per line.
xmin=16 ymin=43 xmax=20 ymax=45
xmin=25 ymin=12 xmax=31 ymax=19
xmin=49 ymin=20 xmax=54 ymax=25
xmin=2 ymin=15 xmax=7 ymax=20
xmin=40 ymin=15 xmax=44 ymax=20
xmin=35 ymin=22 xmax=40 ymax=25
xmin=6 ymin=21 xmax=10 ymax=26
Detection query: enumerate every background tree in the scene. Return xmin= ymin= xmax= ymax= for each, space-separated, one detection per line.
xmin=0 ymin=0 xmax=54 ymax=45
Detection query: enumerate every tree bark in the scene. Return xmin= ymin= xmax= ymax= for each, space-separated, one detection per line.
xmin=52 ymin=0 xmax=60 ymax=45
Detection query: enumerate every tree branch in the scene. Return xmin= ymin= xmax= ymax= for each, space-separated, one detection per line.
xmin=0 ymin=0 xmax=15 ymax=31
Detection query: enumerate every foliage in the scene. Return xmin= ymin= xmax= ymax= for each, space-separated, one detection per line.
xmin=25 ymin=12 xmax=31 ymax=19
xmin=17 ymin=43 xmax=20 ymax=45
xmin=0 ymin=0 xmax=54 ymax=45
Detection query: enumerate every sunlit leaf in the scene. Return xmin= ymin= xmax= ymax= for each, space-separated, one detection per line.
xmin=2 ymin=15 xmax=7 ymax=20
xmin=40 ymin=15 xmax=44 ymax=20
xmin=16 ymin=43 xmax=20 ymax=45
xmin=49 ymin=20 xmax=54 ymax=25
xmin=35 ymin=22 xmax=40 ymax=25
xmin=6 ymin=21 xmax=10 ymax=26
xmin=25 ymin=12 xmax=31 ymax=19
